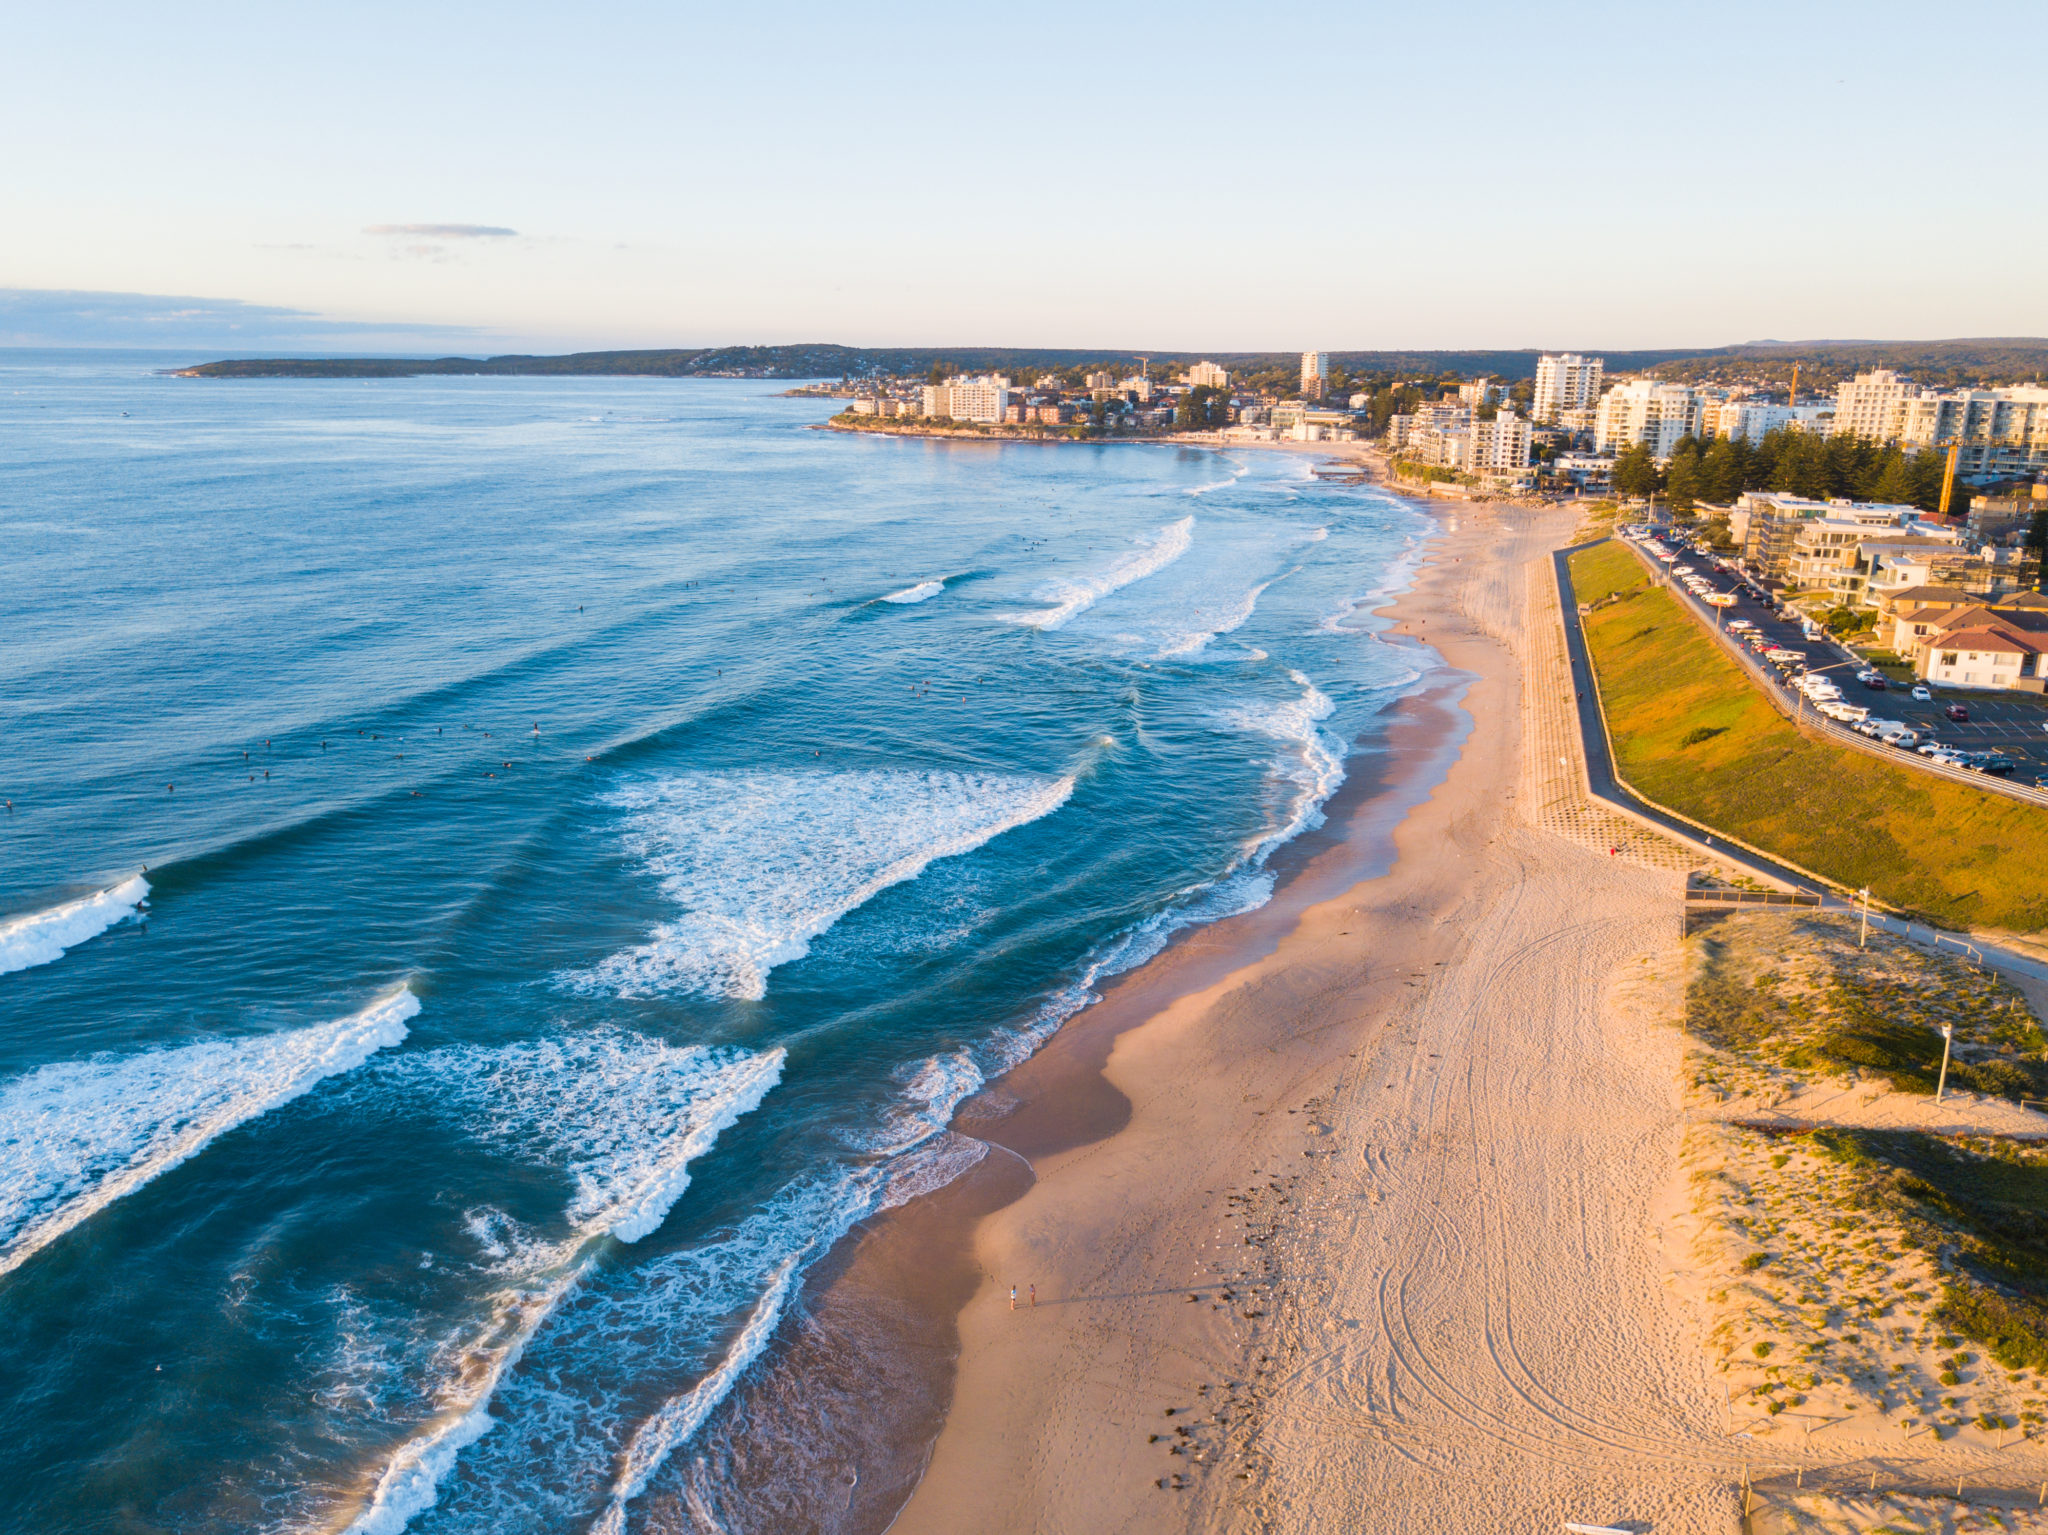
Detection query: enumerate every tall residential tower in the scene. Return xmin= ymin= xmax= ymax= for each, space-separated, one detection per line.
xmin=1532 ymin=353 xmax=1604 ymax=426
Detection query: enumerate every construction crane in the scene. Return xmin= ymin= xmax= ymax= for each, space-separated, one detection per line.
xmin=1939 ymin=438 xmax=1963 ymax=517
xmin=1789 ymin=361 xmax=1799 ymax=405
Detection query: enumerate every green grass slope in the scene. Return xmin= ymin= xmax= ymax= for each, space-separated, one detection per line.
xmin=1568 ymin=541 xmax=2048 ymax=933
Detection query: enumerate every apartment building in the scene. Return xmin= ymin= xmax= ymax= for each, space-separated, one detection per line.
xmin=1830 ymin=369 xmax=1918 ymax=440
xmin=922 ymin=375 xmax=1011 ymax=423
xmin=1710 ymin=400 xmax=1835 ymax=444
xmin=1786 ymin=522 xmax=1959 ymax=604
xmin=1384 ymin=401 xmax=1472 ymax=450
xmin=1301 ymin=350 xmax=1329 ymax=400
xmin=1733 ymin=492 xmax=1914 ymax=583
xmin=1968 ymin=487 xmax=2048 ymax=545
xmin=1464 ymin=411 xmax=1532 ymax=472
xmin=1830 ymin=369 xmax=2048 ymax=476
xmin=1186 ymin=360 xmax=1229 ymax=389
xmin=1593 ymin=379 xmax=1702 ymax=457
xmin=1532 ymin=353 xmax=1604 ymax=425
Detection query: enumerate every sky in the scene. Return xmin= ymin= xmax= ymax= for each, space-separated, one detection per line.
xmin=5 ymin=0 xmax=2045 ymax=354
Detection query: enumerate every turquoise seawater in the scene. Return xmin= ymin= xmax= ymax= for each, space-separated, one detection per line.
xmin=0 ymin=354 xmax=1431 ymax=1533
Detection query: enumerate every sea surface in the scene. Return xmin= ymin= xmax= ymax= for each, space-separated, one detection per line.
xmin=0 ymin=353 xmax=1431 ymax=1533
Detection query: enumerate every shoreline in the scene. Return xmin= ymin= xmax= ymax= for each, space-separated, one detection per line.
xmin=883 ymin=496 xmax=1747 ymax=1533
xmin=675 ymin=480 xmax=1459 ymax=1531
xmin=880 ymin=500 xmax=1542 ymax=1534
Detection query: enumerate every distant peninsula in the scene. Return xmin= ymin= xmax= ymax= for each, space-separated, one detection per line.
xmin=169 ymin=338 xmax=2048 ymax=387
xmin=171 ymin=343 xmax=1728 ymax=382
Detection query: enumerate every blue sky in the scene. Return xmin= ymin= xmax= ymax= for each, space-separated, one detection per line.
xmin=5 ymin=0 xmax=2043 ymax=352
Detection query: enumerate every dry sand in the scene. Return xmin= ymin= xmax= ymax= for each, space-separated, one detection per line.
xmin=881 ymin=500 xmax=2048 ymax=1534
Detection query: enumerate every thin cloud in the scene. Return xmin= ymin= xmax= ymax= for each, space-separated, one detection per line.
xmin=364 ymin=223 xmax=518 ymax=239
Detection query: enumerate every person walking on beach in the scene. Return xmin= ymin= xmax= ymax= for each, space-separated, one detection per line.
xmin=1029 ymin=1284 xmax=1036 ymax=1308
xmin=1009 ymin=1285 xmax=1017 ymax=1311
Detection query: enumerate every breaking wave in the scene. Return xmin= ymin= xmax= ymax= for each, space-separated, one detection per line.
xmin=0 ymin=986 xmax=417 ymax=1279
xmin=565 ymin=769 xmax=1073 ymax=1000
xmin=880 ymin=580 xmax=943 ymax=604
xmin=340 ymin=1037 xmax=784 ymax=1535
xmin=1010 ymin=515 xmax=1193 ymax=629
xmin=0 ymin=874 xmax=149 ymax=977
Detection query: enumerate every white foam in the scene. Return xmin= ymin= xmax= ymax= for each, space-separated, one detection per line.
xmin=1010 ymin=514 xmax=1193 ymax=629
xmin=848 ymin=1049 xmax=986 ymax=1156
xmin=1182 ymin=457 xmax=1248 ymax=497
xmin=0 ymin=987 xmax=417 ymax=1279
xmin=428 ymin=1036 xmax=788 ymax=1242
xmin=1318 ymin=532 xmax=1425 ymax=634
xmin=343 ymin=1272 xmax=577 ymax=1535
xmin=567 ymin=769 xmax=1073 ymax=1000
xmin=1154 ymin=577 xmax=1275 ymax=660
xmin=1225 ymin=669 xmax=1346 ymax=863
xmin=880 ymin=580 xmax=943 ymax=604
xmin=0 ymin=874 xmax=149 ymax=976
xmin=341 ymin=1037 xmax=782 ymax=1534
xmin=981 ymin=869 xmax=1276 ymax=1079
xmin=591 ymin=1257 xmax=801 ymax=1535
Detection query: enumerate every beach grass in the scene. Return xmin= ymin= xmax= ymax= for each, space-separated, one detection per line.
xmin=1568 ymin=541 xmax=2048 ymax=933
xmin=1688 ymin=914 xmax=2048 ymax=1103
xmin=1814 ymin=1128 xmax=2048 ymax=1372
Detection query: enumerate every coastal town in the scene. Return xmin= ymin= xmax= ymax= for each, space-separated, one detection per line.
xmin=831 ymin=350 xmax=2048 ymax=700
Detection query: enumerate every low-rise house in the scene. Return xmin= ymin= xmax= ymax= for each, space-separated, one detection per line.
xmin=1893 ymin=597 xmax=2048 ymax=689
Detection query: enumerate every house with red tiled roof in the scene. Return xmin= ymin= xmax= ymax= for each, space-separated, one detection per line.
xmin=1903 ymin=602 xmax=2048 ymax=690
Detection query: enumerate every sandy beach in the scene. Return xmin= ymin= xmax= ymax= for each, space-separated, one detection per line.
xmin=856 ymin=496 xmax=2048 ymax=1535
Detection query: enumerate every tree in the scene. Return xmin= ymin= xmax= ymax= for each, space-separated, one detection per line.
xmin=1176 ymin=385 xmax=1226 ymax=430
xmin=1665 ymin=436 xmax=1704 ymax=513
xmin=1613 ymin=443 xmax=1663 ymax=499
xmin=1869 ymin=447 xmax=1919 ymax=507
xmin=1699 ymin=438 xmax=1743 ymax=505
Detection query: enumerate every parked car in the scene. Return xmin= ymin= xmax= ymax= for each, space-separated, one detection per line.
xmin=1882 ymin=729 xmax=1920 ymax=749
xmin=1945 ymin=703 xmax=1970 ymax=722
xmin=1861 ymin=674 xmax=1888 ymax=691
xmin=1911 ymin=685 xmax=1932 ymax=701
xmin=1972 ymin=755 xmax=2016 ymax=777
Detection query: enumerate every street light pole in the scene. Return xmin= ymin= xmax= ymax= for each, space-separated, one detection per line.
xmin=1936 ymin=1023 xmax=1955 ymax=1103
xmin=1859 ymin=888 xmax=1871 ymax=949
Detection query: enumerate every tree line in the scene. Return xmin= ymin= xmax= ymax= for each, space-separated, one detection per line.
xmin=1610 ymin=428 xmax=1958 ymax=516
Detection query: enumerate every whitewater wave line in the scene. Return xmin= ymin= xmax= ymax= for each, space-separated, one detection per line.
xmin=0 ymin=986 xmax=418 ymax=1280
xmin=1154 ymin=575 xmax=1279 ymax=660
xmin=880 ymin=579 xmax=943 ymax=604
xmin=0 ymin=874 xmax=149 ymax=977
xmin=568 ymin=769 xmax=1075 ymax=1001
xmin=591 ymin=1257 xmax=800 ymax=1535
xmin=339 ymin=1046 xmax=786 ymax=1535
xmin=1010 ymin=514 xmax=1193 ymax=630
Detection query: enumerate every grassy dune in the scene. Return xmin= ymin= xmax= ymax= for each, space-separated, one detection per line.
xmin=1568 ymin=541 xmax=2048 ymax=933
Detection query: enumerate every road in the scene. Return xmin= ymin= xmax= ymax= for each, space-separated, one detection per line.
xmin=1620 ymin=526 xmax=2048 ymax=801
xmin=1553 ymin=541 xmax=2048 ymax=989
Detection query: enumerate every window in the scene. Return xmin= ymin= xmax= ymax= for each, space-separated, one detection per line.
xmin=1942 ymin=653 xmax=1959 ymax=667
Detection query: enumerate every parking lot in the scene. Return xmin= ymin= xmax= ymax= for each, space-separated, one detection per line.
xmin=1621 ymin=525 xmax=2048 ymax=788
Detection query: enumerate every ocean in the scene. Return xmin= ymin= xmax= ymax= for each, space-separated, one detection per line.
xmin=0 ymin=353 xmax=1431 ymax=1533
